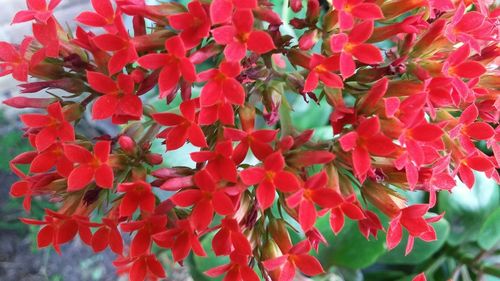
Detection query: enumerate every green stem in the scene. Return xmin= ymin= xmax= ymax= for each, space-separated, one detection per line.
xmin=279 ymin=97 xmax=294 ymax=136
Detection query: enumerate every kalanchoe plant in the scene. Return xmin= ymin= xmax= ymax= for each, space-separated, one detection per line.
xmin=1 ymin=0 xmax=499 ymax=281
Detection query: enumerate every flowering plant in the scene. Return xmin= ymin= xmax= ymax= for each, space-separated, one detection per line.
xmin=2 ymin=0 xmax=499 ymax=280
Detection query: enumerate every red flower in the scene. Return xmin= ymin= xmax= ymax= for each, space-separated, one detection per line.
xmin=152 ymin=99 xmax=207 ymax=150
xmin=171 ymin=169 xmax=237 ymax=230
xmin=212 ymin=217 xmax=252 ymax=256
xmin=205 ymin=252 xmax=260 ymax=281
xmin=263 ymin=240 xmax=324 ymax=281
xmin=120 ymin=214 xmax=168 ymax=257
xmin=30 ymin=143 xmax=73 ymax=177
xmin=12 ymin=0 xmax=61 ymax=24
xmin=332 ymin=0 xmax=384 ymax=30
xmin=223 ymin=110 xmax=277 ymax=164
xmin=329 ymin=194 xmax=366 ymax=234
xmin=32 ymin=18 xmax=60 ymax=61
xmin=386 ymin=204 xmax=440 ymax=255
xmin=137 ymin=35 xmax=196 ymax=98
xmin=92 ymin=17 xmax=138 ymax=74
xmin=117 ymin=180 xmax=156 ymax=217
xmin=0 ymin=37 xmax=32 ymax=82
xmin=190 ymin=140 xmax=238 ymax=182
xmin=240 ymin=151 xmax=300 ymax=210
xmin=212 ymin=9 xmax=275 ymax=62
xmin=304 ymin=54 xmax=343 ymax=92
xmin=153 ymin=219 xmax=206 ymax=262
xmin=442 ymin=43 xmax=486 ymax=98
xmin=87 ymin=71 xmax=142 ymax=123
xmin=199 ymin=61 xmax=245 ymax=108
xmin=114 ymin=254 xmax=166 ymax=281
xmin=339 ymin=116 xmax=397 ymax=182
xmin=286 ymin=171 xmax=344 ymax=231
xmin=64 ymin=141 xmax=114 ymax=191
xmin=76 ymin=0 xmax=117 ymax=31
xmin=210 ymin=0 xmax=257 ymax=24
xmin=330 ymin=21 xmax=383 ymax=78
xmin=20 ymin=102 xmax=75 ymax=151
xmin=169 ymin=0 xmax=210 ymax=49
xmin=91 ymin=217 xmax=123 ymax=255
xmin=21 ymin=209 xmax=91 ymax=254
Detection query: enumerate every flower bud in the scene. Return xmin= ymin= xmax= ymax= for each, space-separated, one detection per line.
xmin=3 ymin=97 xmax=55 ymax=109
xmin=299 ymin=29 xmax=319 ymax=51
xmin=261 ymin=239 xmax=282 ymax=281
xmin=290 ymin=0 xmax=303 ymax=12
xmin=268 ymin=219 xmax=292 ymax=253
xmin=118 ymin=135 xmax=136 ymax=154
xmin=145 ymin=153 xmax=163 ymax=165
xmin=361 ymin=181 xmax=405 ymax=218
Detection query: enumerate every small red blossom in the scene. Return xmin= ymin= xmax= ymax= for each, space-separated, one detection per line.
xmin=171 ymin=169 xmax=237 ymax=230
xmin=240 ymin=151 xmax=300 ymax=210
xmin=114 ymin=254 xmax=166 ymax=281
xmin=169 ymin=0 xmax=210 ymax=49
xmin=210 ymin=0 xmax=257 ymax=24
xmin=64 ymin=141 xmax=114 ymax=191
xmin=263 ymin=240 xmax=324 ymax=281
xmin=304 ymin=54 xmax=343 ymax=92
xmin=120 ymin=214 xmax=168 ymax=257
xmin=153 ymin=99 xmax=207 ymax=150
xmin=330 ymin=21 xmax=383 ymax=78
xmin=76 ymin=0 xmax=117 ymax=31
xmin=212 ymin=217 xmax=252 ymax=256
xmin=12 ymin=0 xmax=61 ymax=24
xmin=0 ymin=38 xmax=32 ymax=82
xmin=339 ymin=116 xmax=397 ymax=182
xmin=190 ymin=140 xmax=238 ymax=182
xmin=20 ymin=102 xmax=75 ymax=151
xmin=117 ymin=180 xmax=156 ymax=217
xmin=87 ymin=71 xmax=143 ymax=123
xmin=91 ymin=217 xmax=123 ymax=255
xmin=332 ymin=0 xmax=384 ymax=30
xmin=205 ymin=252 xmax=260 ymax=281
xmin=153 ymin=219 xmax=206 ymax=262
xmin=212 ymin=9 xmax=275 ymax=62
xmin=137 ymin=35 xmax=196 ymax=98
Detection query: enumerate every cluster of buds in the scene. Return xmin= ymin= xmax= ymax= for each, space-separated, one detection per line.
xmin=2 ymin=0 xmax=499 ymax=280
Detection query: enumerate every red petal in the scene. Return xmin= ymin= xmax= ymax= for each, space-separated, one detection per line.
xmin=171 ymin=189 xmax=202 ymax=207
xmin=191 ymin=199 xmax=214 ymax=230
xmin=349 ymin=20 xmax=374 ymax=44
xmin=94 ymin=164 xmax=113 ymax=189
xmin=64 ymin=144 xmax=93 ymax=163
xmin=466 ymin=156 xmax=494 ymax=171
xmin=131 ymin=229 xmax=151 ymax=257
xmin=92 ymin=95 xmax=119 ymax=120
xmin=212 ymin=190 xmax=235 ymax=215
xmin=352 ymin=147 xmax=371 ymax=179
xmin=410 ymin=123 xmax=443 ymax=142
xmin=303 ymin=71 xmax=319 ymax=92
xmin=92 ymin=34 xmax=125 ymax=51
xmin=351 ymin=3 xmax=384 ymax=20
xmin=223 ymin=78 xmax=245 ymax=105
xmin=264 ymin=151 xmax=285 ymax=172
xmin=75 ymin=12 xmax=107 ymax=27
xmin=464 ymin=122 xmax=494 ymax=140
xmin=224 ymin=42 xmax=247 ymax=62
xmin=240 ymin=167 xmax=266 ymax=185
xmin=91 ymin=0 xmax=114 ymax=18
xmin=274 ymin=171 xmax=300 ymax=192
xmin=91 ymin=227 xmax=109 ymax=252
xmin=299 ymin=200 xmax=317 ymax=231
xmin=152 ymin=112 xmax=184 ymax=126
xmin=257 ymin=180 xmax=276 ymax=210
xmin=37 ymin=225 xmax=54 ymax=248
xmin=136 ymin=53 xmax=169 ymax=70
xmin=352 ymin=44 xmax=383 ymax=64
xmin=165 ymin=35 xmax=186 ymax=57
xmin=247 ymin=31 xmax=276 ymax=54
xmin=210 ymin=0 xmax=233 ymax=24
xmin=453 ymin=61 xmax=486 ymax=78
xmin=318 ymin=71 xmax=343 ymax=88
xmin=187 ymin=125 xmax=208 ymax=147
xmin=340 ymin=51 xmax=355 ymax=78
xmin=294 ymin=254 xmax=324 ymax=276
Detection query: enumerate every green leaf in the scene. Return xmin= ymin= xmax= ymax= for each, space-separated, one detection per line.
xmin=291 ymin=98 xmax=331 ymax=131
xmin=315 ymin=216 xmax=386 ymax=269
xmin=437 ymin=173 xmax=499 ymax=246
xmin=478 ymin=207 xmax=500 ymax=250
xmin=377 ymin=216 xmax=450 ymax=264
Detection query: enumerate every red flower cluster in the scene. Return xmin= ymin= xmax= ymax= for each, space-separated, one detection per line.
xmin=2 ymin=0 xmax=499 ymax=281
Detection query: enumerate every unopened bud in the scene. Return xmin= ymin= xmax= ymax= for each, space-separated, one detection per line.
xmin=118 ymin=135 xmax=136 ymax=153
xmin=145 ymin=153 xmax=163 ymax=165
xmin=268 ymin=219 xmax=292 ymax=254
